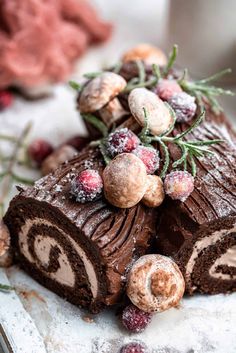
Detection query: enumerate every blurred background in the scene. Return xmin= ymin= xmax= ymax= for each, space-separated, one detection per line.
xmin=0 ymin=2 xmax=236 ymax=351
xmin=0 ymin=0 xmax=235 ymax=112
xmin=0 ymin=0 xmax=235 ymax=206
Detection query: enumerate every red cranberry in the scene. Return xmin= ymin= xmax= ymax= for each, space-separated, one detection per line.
xmin=164 ymin=170 xmax=194 ymax=201
xmin=168 ymin=92 xmax=197 ymax=123
xmin=155 ymin=79 xmax=182 ymax=101
xmin=120 ymin=342 xmax=147 ymax=353
xmin=65 ymin=135 xmax=90 ymax=151
xmin=28 ymin=139 xmax=53 ymax=166
xmin=121 ymin=304 xmax=152 ymax=333
xmin=0 ymin=90 xmax=13 ymax=111
xmin=106 ymin=128 xmax=140 ymax=157
xmin=132 ymin=146 xmax=159 ymax=174
xmin=71 ymin=169 xmax=103 ymax=203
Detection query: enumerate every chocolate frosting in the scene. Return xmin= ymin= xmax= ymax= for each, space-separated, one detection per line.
xmin=5 ymin=146 xmax=157 ymax=311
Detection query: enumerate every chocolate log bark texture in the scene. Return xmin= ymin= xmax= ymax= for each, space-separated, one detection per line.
xmin=157 ymin=110 xmax=236 ymax=294
xmin=4 ymin=147 xmax=156 ymax=313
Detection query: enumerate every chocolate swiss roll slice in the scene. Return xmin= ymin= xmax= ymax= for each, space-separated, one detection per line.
xmin=157 ymin=109 xmax=236 ymax=294
xmin=4 ymin=147 xmax=156 ymax=313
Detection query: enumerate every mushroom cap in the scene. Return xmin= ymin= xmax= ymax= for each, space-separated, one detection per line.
xmin=0 ymin=221 xmax=10 ymax=257
xmin=79 ymin=72 xmax=127 ymax=113
xmin=122 ymin=43 xmax=167 ymax=66
xmin=99 ymin=97 xmax=127 ymax=127
xmin=128 ymin=88 xmax=173 ymax=136
xmin=142 ymin=175 xmax=165 ymax=207
xmin=127 ymin=254 xmax=185 ymax=313
xmin=103 ymin=153 xmax=147 ymax=208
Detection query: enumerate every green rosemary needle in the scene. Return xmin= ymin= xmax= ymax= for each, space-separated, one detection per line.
xmin=178 ymin=68 xmax=234 ymax=114
xmin=139 ymin=109 xmax=224 ymax=178
xmin=0 ymin=283 xmax=14 ymax=292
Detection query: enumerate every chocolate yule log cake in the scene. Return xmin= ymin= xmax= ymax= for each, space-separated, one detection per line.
xmin=76 ymin=44 xmax=236 ymax=295
xmin=3 ymin=44 xmax=236 ymax=319
xmin=4 ymin=146 xmax=156 ymax=313
xmin=157 ymin=109 xmax=236 ymax=294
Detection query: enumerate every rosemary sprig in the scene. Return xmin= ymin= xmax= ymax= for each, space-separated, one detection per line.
xmin=152 ymin=64 xmax=161 ymax=82
xmin=69 ymin=81 xmax=82 ymax=91
xmin=0 ymin=122 xmax=35 ymax=217
xmin=112 ymin=61 xmax=123 ymax=74
xmin=163 ymin=44 xmax=178 ymax=77
xmin=123 ymin=76 xmax=157 ymax=93
xmin=81 ymin=114 xmax=111 ymax=165
xmin=139 ymin=109 xmax=224 ymax=177
xmin=178 ymin=68 xmax=234 ymax=114
xmin=82 ymin=114 xmax=108 ymax=138
xmin=99 ymin=142 xmax=111 ymax=165
xmin=83 ymin=72 xmax=102 ymax=79
xmin=0 ymin=283 xmax=14 ymax=292
xmin=123 ymin=60 xmax=158 ymax=92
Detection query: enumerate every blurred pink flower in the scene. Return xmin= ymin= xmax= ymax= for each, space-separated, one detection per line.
xmin=0 ymin=0 xmax=112 ymax=88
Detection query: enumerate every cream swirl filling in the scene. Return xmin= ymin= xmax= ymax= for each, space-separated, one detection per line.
xmin=19 ymin=218 xmax=98 ymax=298
xmin=209 ymin=245 xmax=236 ymax=280
xmin=185 ymin=224 xmax=236 ymax=284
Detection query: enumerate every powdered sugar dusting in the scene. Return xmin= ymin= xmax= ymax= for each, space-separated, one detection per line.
xmin=5 ymin=267 xmax=236 ymax=353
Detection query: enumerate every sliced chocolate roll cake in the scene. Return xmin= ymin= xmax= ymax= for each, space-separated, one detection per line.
xmin=4 ymin=147 xmax=156 ymax=313
xmin=157 ymin=110 xmax=236 ymax=294
xmin=77 ymin=57 xmax=236 ymax=296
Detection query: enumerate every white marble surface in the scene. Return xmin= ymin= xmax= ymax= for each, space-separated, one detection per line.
xmin=0 ymin=1 xmax=236 ymax=352
xmin=0 ymin=81 xmax=235 ymax=353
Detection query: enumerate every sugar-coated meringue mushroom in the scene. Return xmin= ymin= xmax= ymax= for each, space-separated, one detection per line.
xmin=142 ymin=175 xmax=165 ymax=207
xmin=128 ymin=88 xmax=173 ymax=136
xmin=127 ymin=254 xmax=185 ymax=313
xmin=122 ymin=43 xmax=167 ymax=66
xmin=103 ymin=153 xmax=147 ymax=208
xmin=79 ymin=72 xmax=127 ymax=113
xmin=0 ymin=221 xmax=10 ymax=257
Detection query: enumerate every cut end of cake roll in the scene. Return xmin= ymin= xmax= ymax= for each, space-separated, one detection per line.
xmin=157 ymin=110 xmax=236 ymax=295
xmin=4 ymin=147 xmax=156 ymax=313
xmin=157 ymin=207 xmax=236 ymax=295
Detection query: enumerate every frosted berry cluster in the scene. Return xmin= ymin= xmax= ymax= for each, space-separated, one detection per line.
xmin=155 ymin=79 xmax=182 ymax=101
xmin=120 ymin=342 xmax=148 ymax=353
xmin=71 ymin=169 xmax=103 ymax=203
xmin=132 ymin=146 xmax=159 ymax=174
xmin=0 ymin=90 xmax=13 ymax=111
xmin=168 ymin=91 xmax=197 ymax=123
xmin=106 ymin=128 xmax=140 ymax=157
xmin=121 ymin=304 xmax=152 ymax=333
xmin=164 ymin=170 xmax=194 ymax=201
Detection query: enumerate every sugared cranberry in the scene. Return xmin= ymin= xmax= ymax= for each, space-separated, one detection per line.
xmin=106 ymin=128 xmax=140 ymax=157
xmin=155 ymin=79 xmax=182 ymax=101
xmin=28 ymin=139 xmax=53 ymax=165
xmin=71 ymin=169 xmax=103 ymax=203
xmin=164 ymin=170 xmax=194 ymax=201
xmin=65 ymin=135 xmax=90 ymax=151
xmin=120 ymin=342 xmax=147 ymax=353
xmin=0 ymin=90 xmax=13 ymax=111
xmin=132 ymin=146 xmax=159 ymax=174
xmin=121 ymin=304 xmax=152 ymax=333
xmin=168 ymin=92 xmax=197 ymax=123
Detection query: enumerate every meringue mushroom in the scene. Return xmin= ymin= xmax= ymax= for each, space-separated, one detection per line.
xmin=127 ymin=254 xmax=185 ymax=313
xmin=0 ymin=220 xmax=10 ymax=257
xmin=79 ymin=72 xmax=127 ymax=113
xmin=103 ymin=153 xmax=147 ymax=208
xmin=122 ymin=43 xmax=167 ymax=66
xmin=41 ymin=145 xmax=78 ymax=175
xmin=128 ymin=88 xmax=173 ymax=136
xmin=99 ymin=97 xmax=127 ymax=127
xmin=142 ymin=175 xmax=165 ymax=207
xmin=0 ymin=250 xmax=13 ymax=268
